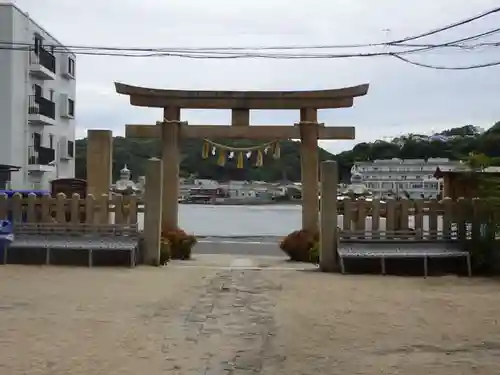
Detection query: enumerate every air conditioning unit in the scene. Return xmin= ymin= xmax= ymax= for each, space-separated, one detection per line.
xmin=59 ymin=93 xmax=74 ymax=119
xmin=60 ymin=53 xmax=75 ymax=79
xmin=58 ymin=137 xmax=71 ymax=160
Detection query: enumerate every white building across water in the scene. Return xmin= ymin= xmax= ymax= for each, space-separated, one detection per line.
xmin=0 ymin=3 xmax=76 ymax=190
xmin=351 ymin=158 xmax=463 ymax=199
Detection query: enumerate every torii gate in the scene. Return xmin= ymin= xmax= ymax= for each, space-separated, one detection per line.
xmin=88 ymin=82 xmax=369 ymax=233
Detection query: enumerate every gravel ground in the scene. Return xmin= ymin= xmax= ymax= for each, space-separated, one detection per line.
xmin=1 ymin=264 xmax=499 ymax=374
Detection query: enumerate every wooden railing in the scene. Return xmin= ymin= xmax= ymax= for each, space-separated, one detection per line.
xmin=0 ymin=193 xmax=144 ymax=225
xmin=338 ymin=197 xmax=482 ymax=241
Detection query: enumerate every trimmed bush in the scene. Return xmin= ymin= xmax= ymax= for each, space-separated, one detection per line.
xmin=279 ymin=229 xmax=319 ymax=262
xmin=162 ymin=228 xmax=197 ymax=260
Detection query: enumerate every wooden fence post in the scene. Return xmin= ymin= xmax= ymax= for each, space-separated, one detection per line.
xmin=27 ymin=193 xmax=37 ymax=222
xmin=70 ymin=193 xmax=80 ymax=225
xmin=386 ymin=197 xmax=396 ymax=238
xmin=99 ymin=193 xmax=110 ymax=224
xmin=143 ymin=158 xmax=163 ymax=266
xmin=113 ymin=194 xmax=124 ymax=224
xmin=442 ymin=197 xmax=453 ymax=239
xmin=85 ymin=194 xmax=96 ymax=224
xmin=128 ymin=194 xmax=138 ymax=224
xmin=343 ymin=197 xmax=353 ymax=238
xmin=456 ymin=197 xmax=467 ymax=242
xmin=320 ymin=160 xmax=338 ymax=272
xmin=11 ymin=193 xmax=22 ymax=223
xmin=0 ymin=194 xmax=7 ymax=220
xmin=55 ymin=193 xmax=67 ymax=223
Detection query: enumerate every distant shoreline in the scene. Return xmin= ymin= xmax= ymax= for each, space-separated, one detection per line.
xmin=180 ymin=200 xmax=301 ymax=206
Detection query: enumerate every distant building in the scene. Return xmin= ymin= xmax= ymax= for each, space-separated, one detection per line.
xmin=223 ymin=181 xmax=277 ymax=199
xmin=351 ymin=158 xmax=463 ymax=199
xmin=0 ymin=3 xmax=76 ymax=190
xmin=179 ymin=178 xmax=220 ymax=199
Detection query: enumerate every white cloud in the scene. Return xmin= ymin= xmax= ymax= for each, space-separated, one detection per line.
xmin=12 ymin=0 xmax=500 ymax=153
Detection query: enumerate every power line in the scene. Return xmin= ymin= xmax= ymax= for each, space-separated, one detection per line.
xmin=49 ymin=27 xmax=500 ymax=55
xmin=1 ymin=28 xmax=499 ymax=59
xmin=0 ymin=9 xmax=497 ymax=69
xmin=1 ymin=5 xmax=499 ymax=53
xmin=2 ymin=43 xmax=500 ymax=71
xmin=387 ymin=5 xmax=500 ymax=44
xmin=392 ymin=54 xmax=500 ymax=70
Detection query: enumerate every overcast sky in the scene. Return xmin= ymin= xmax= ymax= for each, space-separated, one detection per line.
xmin=12 ymin=0 xmax=500 ymax=153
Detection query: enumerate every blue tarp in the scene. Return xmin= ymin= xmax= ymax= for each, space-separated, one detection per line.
xmin=0 ymin=190 xmax=49 ymax=197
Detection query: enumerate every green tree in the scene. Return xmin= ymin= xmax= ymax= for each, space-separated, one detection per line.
xmin=76 ymin=121 xmax=500 ymax=183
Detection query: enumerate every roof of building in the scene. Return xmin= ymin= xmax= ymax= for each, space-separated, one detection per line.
xmin=356 ymin=157 xmax=459 ymax=165
xmin=434 ymin=166 xmax=500 ymax=178
xmin=0 ymin=164 xmax=21 ymax=172
xmin=0 ymin=2 xmax=75 ymax=56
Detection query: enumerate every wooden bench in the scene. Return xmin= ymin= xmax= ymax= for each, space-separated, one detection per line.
xmin=338 ymin=230 xmax=471 ymax=277
xmin=6 ymin=223 xmax=140 ymax=267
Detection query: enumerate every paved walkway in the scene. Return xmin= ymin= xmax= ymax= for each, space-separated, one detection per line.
xmin=194 ymin=239 xmax=283 ymax=256
xmin=1 ymin=259 xmax=500 ymax=374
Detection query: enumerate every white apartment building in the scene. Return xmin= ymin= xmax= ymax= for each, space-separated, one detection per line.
xmin=0 ymin=3 xmax=76 ymax=191
xmin=351 ymin=158 xmax=463 ymax=199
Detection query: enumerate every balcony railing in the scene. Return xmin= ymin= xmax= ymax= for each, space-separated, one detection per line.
xmin=34 ymin=46 xmax=56 ymax=73
xmin=28 ymin=146 xmax=55 ymax=165
xmin=28 ymin=95 xmax=56 ymax=120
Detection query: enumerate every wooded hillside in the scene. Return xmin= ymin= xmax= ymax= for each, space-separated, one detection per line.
xmin=75 ymin=122 xmax=500 ymax=182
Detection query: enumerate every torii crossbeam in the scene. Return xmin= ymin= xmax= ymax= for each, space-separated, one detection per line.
xmin=97 ymin=82 xmax=369 ymax=232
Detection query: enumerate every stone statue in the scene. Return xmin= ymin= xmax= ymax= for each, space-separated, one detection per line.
xmin=110 ymin=165 xmax=143 ymax=195
xmin=347 ymin=172 xmax=370 ymax=196
xmin=136 ymin=176 xmax=146 ymax=192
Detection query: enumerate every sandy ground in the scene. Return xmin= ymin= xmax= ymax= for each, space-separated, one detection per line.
xmin=1 ymin=261 xmax=499 ymax=374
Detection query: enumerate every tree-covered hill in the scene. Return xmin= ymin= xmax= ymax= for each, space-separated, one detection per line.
xmin=75 ymin=138 xmax=334 ymax=182
xmin=334 ymin=122 xmax=500 ymax=180
xmin=75 ymin=121 xmax=500 ymax=183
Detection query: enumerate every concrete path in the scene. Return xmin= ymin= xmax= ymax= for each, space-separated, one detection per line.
xmin=194 ymin=239 xmax=283 ymax=256
xmin=172 ymin=253 xmax=317 ymax=271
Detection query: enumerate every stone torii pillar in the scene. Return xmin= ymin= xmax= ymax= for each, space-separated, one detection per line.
xmin=299 ymin=109 xmax=321 ymax=232
xmin=161 ymin=108 xmax=181 ymax=230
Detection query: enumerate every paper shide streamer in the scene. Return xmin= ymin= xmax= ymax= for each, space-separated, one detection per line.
xmin=201 ymin=139 xmax=280 ymax=168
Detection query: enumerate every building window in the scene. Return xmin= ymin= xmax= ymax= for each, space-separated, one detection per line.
xmin=33 ymin=84 xmax=42 ymax=98
xmin=34 ymin=34 xmax=42 ymax=54
xmin=67 ymin=140 xmax=74 ymax=157
xmin=68 ymin=57 xmax=75 ymax=76
xmin=32 ymin=132 xmax=41 ymax=149
xmin=68 ymin=98 xmax=75 ymax=117
xmin=49 ymin=134 xmax=54 ymax=149
xmin=49 ymin=89 xmax=54 ymax=101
